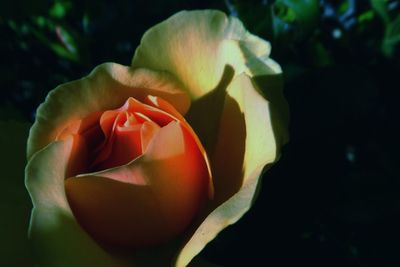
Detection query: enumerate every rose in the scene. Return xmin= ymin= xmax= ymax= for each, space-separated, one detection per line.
xmin=25 ymin=10 xmax=288 ymax=267
xmin=64 ymin=95 xmax=213 ymax=250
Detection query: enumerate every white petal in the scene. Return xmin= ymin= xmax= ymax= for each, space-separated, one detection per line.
xmin=132 ymin=10 xmax=281 ymax=99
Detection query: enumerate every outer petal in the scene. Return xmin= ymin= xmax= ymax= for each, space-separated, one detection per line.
xmin=175 ymin=73 xmax=287 ymax=267
xmin=132 ymin=10 xmax=281 ymax=99
xmin=27 ymin=63 xmax=190 ymax=160
xmin=25 ymin=137 xmax=129 ymax=267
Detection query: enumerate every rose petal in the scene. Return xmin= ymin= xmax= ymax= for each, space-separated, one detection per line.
xmin=25 ymin=137 xmax=129 ymax=267
xmin=175 ymin=73 xmax=287 ymax=266
xmin=65 ymin=134 xmax=89 ymax=177
xmin=145 ymin=95 xmax=214 ymax=197
xmin=209 ymin=94 xmax=246 ymax=206
xmin=132 ymin=10 xmax=281 ymax=99
xmin=132 ymin=121 xmax=211 ymax=233
xmin=94 ymin=123 xmax=143 ymax=170
xmin=140 ymin=121 xmax=160 ymax=153
xmin=79 ymin=111 xmax=105 ymax=151
xmin=65 ymin=176 xmax=163 ymax=248
xmin=88 ymin=111 xmax=122 ymax=168
xmin=121 ymin=97 xmax=176 ymax=127
xmin=144 ymin=95 xmax=185 ymax=121
xmin=27 ymin=64 xmax=190 ymax=160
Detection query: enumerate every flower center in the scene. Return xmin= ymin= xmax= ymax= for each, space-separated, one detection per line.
xmin=87 ymin=100 xmax=176 ymax=172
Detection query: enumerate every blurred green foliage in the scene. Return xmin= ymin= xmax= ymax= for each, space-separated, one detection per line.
xmin=1 ymin=0 xmax=398 ymax=117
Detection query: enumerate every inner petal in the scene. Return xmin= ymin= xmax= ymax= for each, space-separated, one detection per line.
xmin=122 ymin=97 xmax=177 ymax=126
xmin=89 ymin=112 xmax=126 ymax=169
xmin=140 ymin=121 xmax=161 ymax=153
xmin=123 ymin=112 xmax=138 ymax=127
xmin=93 ymin=122 xmax=142 ymax=171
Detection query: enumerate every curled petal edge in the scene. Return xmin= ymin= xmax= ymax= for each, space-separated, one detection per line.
xmin=132 ymin=10 xmax=281 ymax=99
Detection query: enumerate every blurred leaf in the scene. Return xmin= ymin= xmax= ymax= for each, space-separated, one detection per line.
xmin=276 ymin=0 xmax=319 ymax=32
xmin=225 ymin=0 xmax=273 ymax=36
xmin=338 ymin=0 xmax=350 ymax=15
xmin=273 ymin=1 xmax=297 ymax=23
xmin=272 ymin=0 xmax=319 ymax=43
xmin=33 ymin=16 xmax=47 ymax=28
xmin=371 ymin=0 xmax=400 ymax=57
xmin=30 ymin=26 xmax=79 ymax=62
xmin=310 ymin=42 xmax=334 ymax=67
xmin=82 ymin=13 xmax=90 ymax=33
xmin=7 ymin=20 xmax=31 ymax=35
xmin=382 ymin=14 xmax=400 ymax=57
xmin=358 ymin=10 xmax=375 ymax=23
xmin=370 ymin=0 xmax=390 ymax=24
xmin=55 ymin=25 xmax=78 ymax=55
xmin=49 ymin=0 xmax=73 ymax=19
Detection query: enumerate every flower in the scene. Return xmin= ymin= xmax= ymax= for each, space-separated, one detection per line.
xmin=25 ymin=10 xmax=288 ymax=267
xmin=64 ymin=95 xmax=212 ymax=250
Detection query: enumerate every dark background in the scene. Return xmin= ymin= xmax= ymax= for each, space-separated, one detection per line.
xmin=1 ymin=0 xmax=399 ymax=266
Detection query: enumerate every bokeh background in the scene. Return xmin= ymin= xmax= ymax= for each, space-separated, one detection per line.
xmin=1 ymin=0 xmax=399 ymax=266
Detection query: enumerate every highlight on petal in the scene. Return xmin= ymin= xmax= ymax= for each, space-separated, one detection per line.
xmin=175 ymin=73 xmax=287 ymax=267
xmin=27 ymin=63 xmax=190 ymax=160
xmin=25 ymin=137 xmax=129 ymax=267
xmin=132 ymin=10 xmax=281 ymax=99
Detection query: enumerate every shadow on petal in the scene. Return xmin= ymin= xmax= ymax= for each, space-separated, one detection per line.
xmin=186 ymin=65 xmax=235 ymax=155
xmin=185 ymin=64 xmax=246 ymax=208
xmin=252 ymin=74 xmax=289 ymax=149
xmin=209 ymin=95 xmax=246 ymax=206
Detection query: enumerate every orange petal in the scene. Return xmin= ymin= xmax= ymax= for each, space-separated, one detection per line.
xmin=145 ymin=96 xmax=214 ymax=198
xmin=99 ymin=110 xmax=120 ymax=139
xmin=144 ymin=95 xmax=185 ymax=121
xmin=89 ymin=112 xmax=126 ymax=170
xmin=134 ymin=121 xmax=210 ymax=237
xmin=78 ymin=111 xmax=105 ymax=152
xmin=122 ymin=97 xmax=176 ymax=127
xmin=94 ymin=124 xmax=142 ymax=170
xmin=140 ymin=121 xmax=160 ymax=153
xmin=65 ymin=134 xmax=88 ymax=178
xmin=65 ymin=176 xmax=170 ymax=249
